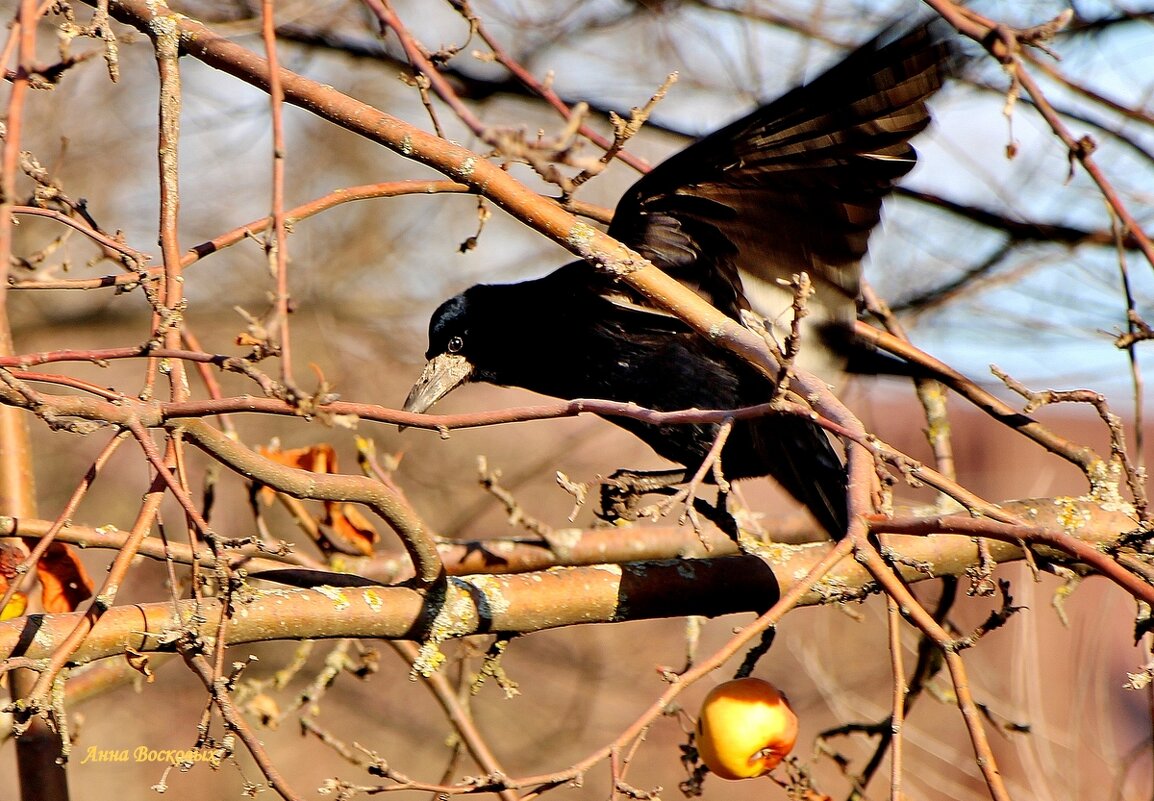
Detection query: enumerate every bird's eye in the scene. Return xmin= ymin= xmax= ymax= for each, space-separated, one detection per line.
xmin=447 ymin=336 xmax=464 ymax=353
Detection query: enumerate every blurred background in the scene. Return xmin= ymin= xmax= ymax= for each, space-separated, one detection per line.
xmin=6 ymin=0 xmax=1154 ymax=798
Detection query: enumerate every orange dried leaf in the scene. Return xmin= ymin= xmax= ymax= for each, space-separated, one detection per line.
xmin=324 ymin=502 xmax=379 ymax=556
xmin=259 ymin=443 xmax=338 ymax=474
xmin=258 ymin=443 xmax=377 ymax=555
xmin=37 ymin=541 xmax=95 ymax=614
xmin=257 ymin=443 xmax=339 ymax=505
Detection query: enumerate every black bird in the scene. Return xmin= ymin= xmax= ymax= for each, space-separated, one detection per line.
xmin=404 ymin=20 xmax=957 ymax=537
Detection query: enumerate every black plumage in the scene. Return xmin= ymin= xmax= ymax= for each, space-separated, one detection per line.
xmin=404 ymin=19 xmax=957 ymax=537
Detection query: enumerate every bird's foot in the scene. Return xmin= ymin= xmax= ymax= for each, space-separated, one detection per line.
xmin=596 ymin=468 xmax=739 ymax=540
xmin=596 ymin=468 xmax=686 ymax=524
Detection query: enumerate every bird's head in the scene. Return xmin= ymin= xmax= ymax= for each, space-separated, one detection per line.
xmin=403 ymin=275 xmax=573 ymax=416
xmin=403 ymin=291 xmax=477 ymax=415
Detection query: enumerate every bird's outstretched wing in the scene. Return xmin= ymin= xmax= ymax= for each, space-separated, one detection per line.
xmin=405 ymin=19 xmax=959 ymax=536
xmin=605 ymin=19 xmax=957 ymax=334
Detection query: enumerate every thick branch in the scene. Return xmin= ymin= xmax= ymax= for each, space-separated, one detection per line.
xmin=0 ymin=499 xmax=1136 ymax=667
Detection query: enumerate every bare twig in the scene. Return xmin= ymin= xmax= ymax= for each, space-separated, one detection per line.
xmin=261 ymin=0 xmax=295 ymax=395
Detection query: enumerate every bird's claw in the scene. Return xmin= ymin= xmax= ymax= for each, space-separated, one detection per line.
xmin=595 ymin=468 xmax=686 ymax=524
xmin=596 ymin=477 xmax=647 ymax=524
xmin=594 ymin=468 xmax=739 ymax=540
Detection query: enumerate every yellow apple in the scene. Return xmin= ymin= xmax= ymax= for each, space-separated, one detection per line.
xmin=696 ymin=677 xmax=799 ymax=780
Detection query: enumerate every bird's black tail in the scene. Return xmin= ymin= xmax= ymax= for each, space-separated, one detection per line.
xmin=756 ymin=415 xmax=848 ymax=538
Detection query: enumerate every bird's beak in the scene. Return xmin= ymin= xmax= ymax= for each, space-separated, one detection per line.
xmin=403 ymin=352 xmax=474 ymax=415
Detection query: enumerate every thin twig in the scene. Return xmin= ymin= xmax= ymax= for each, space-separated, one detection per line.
xmin=887 ymin=596 xmax=905 ymax=801
xmin=18 ymin=474 xmax=165 ymax=718
xmin=262 ymin=0 xmax=295 ymax=395
xmin=390 ymin=641 xmax=519 ymax=801
xmin=181 ymin=646 xmax=307 ymax=801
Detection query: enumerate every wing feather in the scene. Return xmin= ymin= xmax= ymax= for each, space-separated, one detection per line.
xmin=606 ymin=18 xmax=958 ymax=337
